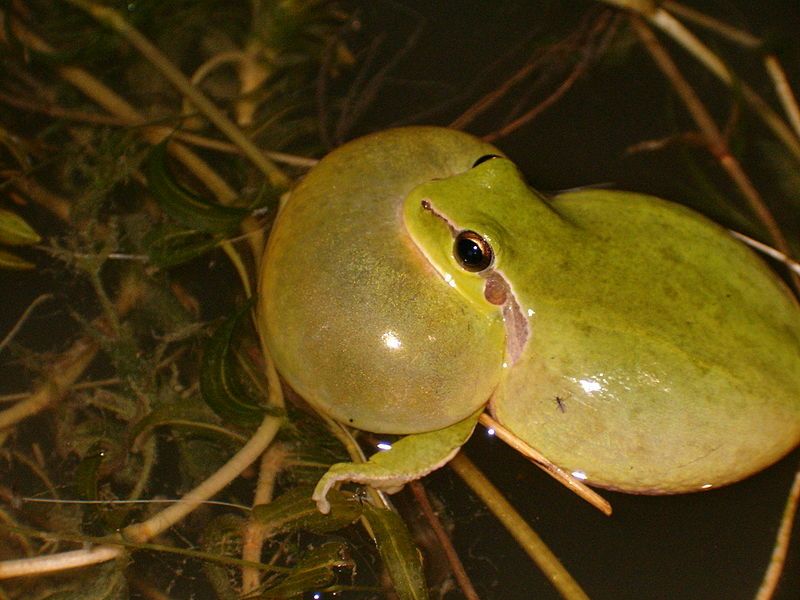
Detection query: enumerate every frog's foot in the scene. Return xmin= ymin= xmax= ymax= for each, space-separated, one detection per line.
xmin=312 ymin=410 xmax=481 ymax=514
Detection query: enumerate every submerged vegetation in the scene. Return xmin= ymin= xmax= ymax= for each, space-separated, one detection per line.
xmin=0 ymin=1 xmax=798 ymax=599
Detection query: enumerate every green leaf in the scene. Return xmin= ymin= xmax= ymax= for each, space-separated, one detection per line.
xmin=251 ymin=486 xmax=363 ymax=535
xmin=362 ymin=503 xmax=429 ymax=600
xmin=0 ymin=208 xmax=41 ymax=245
xmin=0 ymin=248 xmax=35 ymax=270
xmin=200 ymin=299 xmax=269 ymax=425
xmin=260 ymin=541 xmax=354 ymax=599
xmin=143 ymin=223 xmax=222 ymax=267
xmin=146 ymin=141 xmax=248 ymax=233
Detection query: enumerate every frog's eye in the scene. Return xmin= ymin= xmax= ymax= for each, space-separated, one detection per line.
xmin=472 ymin=154 xmax=502 ymax=168
xmin=454 ymin=230 xmax=494 ymax=272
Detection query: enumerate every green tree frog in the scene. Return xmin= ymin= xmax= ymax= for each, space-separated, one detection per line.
xmin=258 ymin=127 xmax=800 ymax=512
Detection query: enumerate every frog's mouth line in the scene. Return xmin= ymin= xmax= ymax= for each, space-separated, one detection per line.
xmin=418 ymin=197 xmax=529 ymax=366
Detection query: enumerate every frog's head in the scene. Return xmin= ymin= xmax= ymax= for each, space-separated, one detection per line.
xmin=403 ymin=155 xmax=557 ymax=365
xmin=261 ymin=128 xmax=556 ymax=435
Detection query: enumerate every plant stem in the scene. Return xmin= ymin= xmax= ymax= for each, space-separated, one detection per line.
xmin=0 ymin=546 xmax=124 ymax=580
xmin=9 ymin=17 xmax=239 ymax=205
xmin=756 ymin=468 xmax=800 ymax=600
xmin=123 ymin=406 xmax=283 ymax=543
xmin=597 ymin=1 xmax=800 ymax=161
xmin=409 ymin=480 xmax=480 ymax=600
xmin=0 ymin=294 xmax=52 ymax=354
xmin=764 ymin=55 xmax=800 ymax=141
xmin=241 ymin=443 xmax=287 ymax=594
xmin=448 ymin=453 xmax=589 ymax=600
xmin=68 ymin=0 xmax=289 ymax=190
xmin=478 ymin=413 xmax=611 ymax=515
xmin=661 ymin=1 xmax=760 ymax=47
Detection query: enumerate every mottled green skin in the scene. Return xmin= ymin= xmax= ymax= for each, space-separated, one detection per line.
xmin=260 ymin=126 xmax=800 ymax=493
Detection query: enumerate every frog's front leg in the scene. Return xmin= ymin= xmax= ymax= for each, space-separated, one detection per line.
xmin=313 ymin=410 xmax=481 ymax=513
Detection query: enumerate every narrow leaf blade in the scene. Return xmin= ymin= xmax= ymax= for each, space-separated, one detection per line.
xmin=251 ymin=486 xmax=363 ymax=535
xmin=199 ymin=299 xmax=268 ymax=424
xmin=143 ymin=224 xmax=221 ymax=267
xmin=0 ymin=248 xmax=35 ymax=270
xmin=260 ymin=541 xmax=353 ymax=599
xmin=363 ymin=503 xmax=429 ymax=600
xmin=146 ymin=141 xmax=248 ymax=233
xmin=0 ymin=208 xmax=41 ymax=246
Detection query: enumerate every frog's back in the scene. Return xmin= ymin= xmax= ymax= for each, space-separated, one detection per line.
xmin=494 ymin=189 xmax=800 ymax=493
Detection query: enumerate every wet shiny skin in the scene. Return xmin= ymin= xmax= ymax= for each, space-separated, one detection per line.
xmin=259 ymin=126 xmax=800 ymax=494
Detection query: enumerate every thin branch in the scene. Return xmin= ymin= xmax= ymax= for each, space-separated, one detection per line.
xmin=3 ymin=404 xmax=285 ymax=578
xmin=598 ymin=1 xmax=800 ymax=161
xmin=409 ymin=480 xmax=480 ymax=600
xmin=450 ymin=44 xmax=551 ymax=132
xmin=450 ymin=12 xmax=598 ymax=133
xmin=235 ymin=43 xmax=271 ymax=128
xmin=648 ymin=8 xmax=800 ymax=162
xmin=10 ymin=13 xmax=274 ymax=265
xmin=0 ymin=522 xmax=293 ymax=580
xmin=9 ymin=17 xmax=239 ymax=205
xmin=335 ymin=14 xmax=424 ymax=144
xmin=0 ymin=91 xmax=317 ymax=168
xmin=483 ymin=11 xmax=617 ymax=143
xmin=118 ymin=295 xmax=286 ymax=542
xmin=481 ymin=49 xmax=589 ymax=143
xmin=9 ymin=176 xmax=71 ymax=222
xmin=0 ymin=294 xmax=52 ymax=354
xmin=0 ymin=90 xmax=128 ymax=125
xmin=728 ymin=231 xmax=800 ymax=275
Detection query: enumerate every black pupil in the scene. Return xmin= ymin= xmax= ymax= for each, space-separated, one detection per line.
xmin=456 ymin=236 xmax=485 ymax=268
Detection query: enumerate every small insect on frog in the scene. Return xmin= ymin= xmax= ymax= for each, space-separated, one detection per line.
xmin=258 ymin=126 xmax=800 ymax=512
